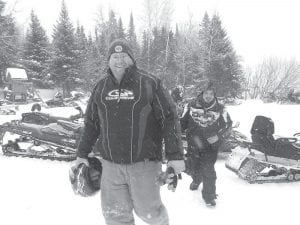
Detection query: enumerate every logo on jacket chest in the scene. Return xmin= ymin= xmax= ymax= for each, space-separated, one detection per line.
xmin=105 ymin=89 xmax=135 ymax=101
xmin=190 ymin=107 xmax=220 ymax=127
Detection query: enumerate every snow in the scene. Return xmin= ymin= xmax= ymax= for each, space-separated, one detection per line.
xmin=5 ymin=68 xmax=28 ymax=80
xmin=1 ymin=99 xmax=300 ymax=225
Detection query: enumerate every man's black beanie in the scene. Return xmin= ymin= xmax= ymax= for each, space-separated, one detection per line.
xmin=107 ymin=39 xmax=135 ymax=63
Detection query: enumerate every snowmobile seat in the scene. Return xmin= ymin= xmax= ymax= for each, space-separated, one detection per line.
xmin=250 ymin=116 xmax=300 ymax=160
xmin=57 ymin=120 xmax=82 ymax=133
xmin=21 ymin=122 xmax=44 ymax=133
xmin=274 ymin=137 xmax=300 ymax=160
xmin=251 ymin=116 xmax=276 ymax=155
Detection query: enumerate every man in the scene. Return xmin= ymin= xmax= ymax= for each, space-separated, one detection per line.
xmin=72 ymin=39 xmax=185 ymax=225
xmin=180 ymin=80 xmax=232 ymax=207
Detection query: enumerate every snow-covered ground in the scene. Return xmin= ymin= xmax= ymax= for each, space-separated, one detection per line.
xmin=0 ymin=100 xmax=300 ymax=225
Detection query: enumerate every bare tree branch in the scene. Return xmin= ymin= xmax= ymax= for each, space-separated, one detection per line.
xmin=247 ymin=57 xmax=300 ymax=99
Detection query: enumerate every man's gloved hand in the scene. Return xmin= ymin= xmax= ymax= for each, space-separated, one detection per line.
xmin=69 ymin=157 xmax=89 ymax=178
xmin=157 ymin=167 xmax=181 ymax=192
xmin=165 ymin=167 xmax=178 ymax=192
xmin=156 ymin=160 xmax=185 ymax=192
xmin=167 ymin=160 xmax=185 ymax=175
xmin=166 ymin=160 xmax=185 ymax=192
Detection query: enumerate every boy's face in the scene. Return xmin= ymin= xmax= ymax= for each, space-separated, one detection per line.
xmin=202 ymin=89 xmax=215 ymax=103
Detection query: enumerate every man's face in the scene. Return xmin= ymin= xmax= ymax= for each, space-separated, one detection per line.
xmin=202 ymin=89 xmax=215 ymax=103
xmin=109 ymin=52 xmax=133 ymax=74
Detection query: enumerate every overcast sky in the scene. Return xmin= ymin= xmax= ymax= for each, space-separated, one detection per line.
xmin=5 ymin=0 xmax=300 ymax=66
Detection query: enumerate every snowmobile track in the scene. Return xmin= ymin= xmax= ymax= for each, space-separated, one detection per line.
xmin=1 ymin=149 xmax=76 ymax=162
xmin=238 ymin=158 xmax=267 ymax=183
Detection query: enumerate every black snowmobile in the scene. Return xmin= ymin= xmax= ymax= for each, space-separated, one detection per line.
xmin=35 ymin=91 xmax=83 ymax=108
xmin=22 ymin=108 xmax=84 ymax=125
xmin=218 ymin=122 xmax=249 ymax=153
xmin=226 ymin=115 xmax=300 ymax=183
xmin=0 ymin=117 xmax=83 ymax=161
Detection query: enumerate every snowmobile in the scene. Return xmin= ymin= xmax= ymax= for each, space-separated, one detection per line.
xmin=32 ymin=90 xmax=84 ymax=110
xmin=225 ymin=115 xmax=300 ymax=183
xmin=0 ymin=118 xmax=83 ymax=161
xmin=0 ymin=100 xmax=18 ymax=115
xmin=218 ymin=124 xmax=249 ymax=153
xmin=22 ymin=108 xmax=84 ymax=125
xmin=0 ymin=106 xmax=17 ymax=115
xmin=34 ymin=98 xmax=80 ymax=108
xmin=44 ymin=91 xmax=84 ymax=108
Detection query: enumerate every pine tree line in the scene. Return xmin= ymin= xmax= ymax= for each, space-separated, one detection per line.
xmin=0 ymin=0 xmax=19 ymax=73
xmin=0 ymin=0 xmax=244 ymax=98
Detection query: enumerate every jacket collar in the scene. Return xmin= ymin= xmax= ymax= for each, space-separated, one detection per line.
xmin=196 ymin=95 xmax=218 ymax=110
xmin=107 ymin=65 xmax=137 ymax=85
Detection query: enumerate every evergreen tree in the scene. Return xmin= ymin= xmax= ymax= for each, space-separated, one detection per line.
xmin=173 ymin=24 xmax=200 ymax=90
xmin=74 ymin=23 xmax=88 ymax=68
xmin=50 ymin=0 xmax=77 ymax=97
xmin=107 ymin=9 xmax=118 ymax=43
xmin=85 ymin=28 xmax=110 ymax=89
xmin=83 ymin=34 xmax=105 ymax=90
xmin=173 ymin=24 xmax=184 ymax=85
xmin=198 ymin=12 xmax=211 ymax=79
xmin=98 ymin=29 xmax=108 ymax=55
xmin=127 ymin=13 xmax=140 ymax=61
xmin=149 ymin=27 xmax=161 ymax=72
xmin=117 ymin=17 xmax=125 ymax=39
xmin=23 ymin=10 xmax=50 ymax=80
xmin=74 ymin=23 xmax=89 ymax=86
xmin=140 ymin=30 xmax=150 ymax=70
xmin=198 ymin=13 xmax=243 ymax=97
xmin=164 ymin=30 xmax=178 ymax=88
xmin=95 ymin=9 xmax=119 ymax=53
xmin=0 ymin=0 xmax=19 ymax=73
xmin=148 ymin=26 xmax=175 ymax=86
xmin=156 ymin=26 xmax=168 ymax=79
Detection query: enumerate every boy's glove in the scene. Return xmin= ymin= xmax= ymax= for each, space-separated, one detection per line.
xmin=207 ymin=135 xmax=219 ymax=144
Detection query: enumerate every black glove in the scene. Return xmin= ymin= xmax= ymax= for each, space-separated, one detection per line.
xmin=157 ymin=167 xmax=182 ymax=192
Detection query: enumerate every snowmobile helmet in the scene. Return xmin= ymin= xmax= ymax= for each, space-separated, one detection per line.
xmin=31 ymin=103 xmax=41 ymax=112
xmin=69 ymin=157 xmax=102 ymax=197
xmin=171 ymin=86 xmax=183 ymax=103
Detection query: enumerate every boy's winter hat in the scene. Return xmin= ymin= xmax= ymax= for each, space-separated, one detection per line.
xmin=107 ymin=39 xmax=135 ymax=62
xmin=197 ymin=80 xmax=216 ymax=96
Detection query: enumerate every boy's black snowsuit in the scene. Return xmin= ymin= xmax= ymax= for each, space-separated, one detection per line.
xmin=180 ymin=94 xmax=232 ymax=201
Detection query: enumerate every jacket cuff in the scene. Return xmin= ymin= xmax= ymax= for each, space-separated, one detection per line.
xmin=76 ymin=149 xmax=89 ymax=159
xmin=166 ymin=152 xmax=184 ymax=161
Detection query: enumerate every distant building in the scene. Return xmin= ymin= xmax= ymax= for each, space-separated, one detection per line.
xmin=2 ymin=68 xmax=32 ymax=102
xmin=5 ymin=68 xmax=29 ymax=81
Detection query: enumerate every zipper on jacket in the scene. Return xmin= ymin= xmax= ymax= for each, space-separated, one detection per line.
xmin=117 ymin=74 xmax=126 ymax=103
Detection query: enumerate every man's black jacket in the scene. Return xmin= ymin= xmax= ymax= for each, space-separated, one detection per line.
xmin=77 ymin=66 xmax=183 ymax=164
